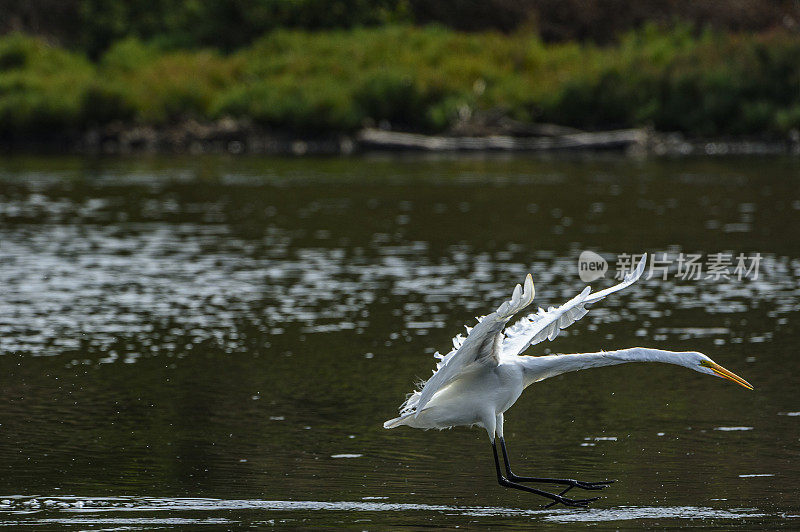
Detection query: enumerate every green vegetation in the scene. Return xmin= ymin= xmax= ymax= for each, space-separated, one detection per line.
xmin=2 ymin=25 xmax=800 ymax=140
xmin=0 ymin=34 xmax=94 ymax=137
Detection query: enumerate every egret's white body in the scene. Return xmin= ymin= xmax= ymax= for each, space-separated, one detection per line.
xmin=384 ymin=254 xmax=752 ymax=507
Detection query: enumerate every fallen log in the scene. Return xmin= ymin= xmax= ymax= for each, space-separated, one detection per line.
xmin=357 ymin=128 xmax=647 ymax=152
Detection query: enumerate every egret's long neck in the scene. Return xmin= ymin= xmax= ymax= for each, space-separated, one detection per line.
xmin=519 ymin=347 xmax=694 ymax=388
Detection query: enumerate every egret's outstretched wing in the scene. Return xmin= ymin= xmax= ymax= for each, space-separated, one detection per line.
xmin=409 ymin=274 xmax=534 ymax=415
xmin=501 ymin=254 xmax=647 ymax=357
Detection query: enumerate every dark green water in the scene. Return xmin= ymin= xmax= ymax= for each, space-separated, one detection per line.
xmin=0 ymin=154 xmax=797 ymax=530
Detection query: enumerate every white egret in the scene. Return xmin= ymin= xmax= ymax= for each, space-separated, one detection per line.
xmin=384 ymin=253 xmax=752 ymax=508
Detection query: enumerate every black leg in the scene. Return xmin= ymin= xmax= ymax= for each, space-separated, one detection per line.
xmin=491 ymin=441 xmax=600 ymax=508
xmin=498 ymin=437 xmax=615 ymax=494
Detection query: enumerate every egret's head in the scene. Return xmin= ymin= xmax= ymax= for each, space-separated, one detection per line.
xmin=687 ymin=352 xmax=753 ymax=390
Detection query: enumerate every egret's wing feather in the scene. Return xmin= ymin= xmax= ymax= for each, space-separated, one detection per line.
xmin=583 ymin=253 xmax=647 ymax=304
xmin=501 ymin=287 xmax=591 ymax=357
xmin=501 ymin=254 xmax=646 ymax=357
xmin=410 ymin=274 xmax=534 ymax=415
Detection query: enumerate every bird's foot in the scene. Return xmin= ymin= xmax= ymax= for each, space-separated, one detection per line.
xmin=497 ymin=477 xmax=602 ymax=509
xmin=562 ymin=479 xmax=615 ymax=491
xmin=542 ymin=494 xmax=601 ymax=509
xmin=540 ymin=481 xmax=613 ymax=508
xmin=543 ymin=479 xmax=615 ymax=500
xmin=507 ymin=474 xmax=615 ymax=492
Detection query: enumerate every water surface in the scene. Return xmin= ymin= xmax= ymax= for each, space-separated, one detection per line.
xmin=0 ymin=154 xmax=797 ymax=529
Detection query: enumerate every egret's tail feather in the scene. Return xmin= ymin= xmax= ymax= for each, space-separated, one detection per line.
xmin=383 ymin=412 xmax=414 ymax=429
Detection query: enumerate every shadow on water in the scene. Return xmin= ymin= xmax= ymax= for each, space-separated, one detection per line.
xmin=0 ymin=154 xmax=798 ymax=528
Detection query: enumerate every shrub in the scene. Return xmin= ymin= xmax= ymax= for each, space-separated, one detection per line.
xmin=213 ymin=80 xmax=362 ymax=133
xmin=98 ymin=43 xmax=243 ymax=123
xmin=0 ymin=34 xmax=94 ymax=137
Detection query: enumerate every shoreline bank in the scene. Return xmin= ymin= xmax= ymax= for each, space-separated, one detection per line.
xmin=1 ymin=121 xmax=796 ymax=157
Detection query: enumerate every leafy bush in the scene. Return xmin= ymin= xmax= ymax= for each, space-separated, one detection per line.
xmin=98 ymin=42 xmax=243 ymax=123
xmin=213 ymin=79 xmax=361 ymax=133
xmin=0 ymin=34 xmax=94 ymax=137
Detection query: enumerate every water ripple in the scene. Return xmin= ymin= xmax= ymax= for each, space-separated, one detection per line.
xmin=0 ymin=495 xmax=776 ymax=524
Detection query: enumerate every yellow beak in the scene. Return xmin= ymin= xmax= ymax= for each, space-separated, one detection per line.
xmin=704 ymin=361 xmax=754 ymax=390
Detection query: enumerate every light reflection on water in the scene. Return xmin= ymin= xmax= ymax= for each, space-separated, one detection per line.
xmin=0 ymin=495 xmax=782 ymax=528
xmin=0 ymin=154 xmax=798 ymax=529
xmin=0 ymin=200 xmax=796 ymax=358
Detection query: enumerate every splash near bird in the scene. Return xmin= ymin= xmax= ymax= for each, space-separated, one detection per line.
xmin=384 ymin=253 xmax=752 ymax=508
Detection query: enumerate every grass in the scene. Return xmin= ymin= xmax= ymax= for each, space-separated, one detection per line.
xmin=2 ymin=25 xmax=800 ymax=139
